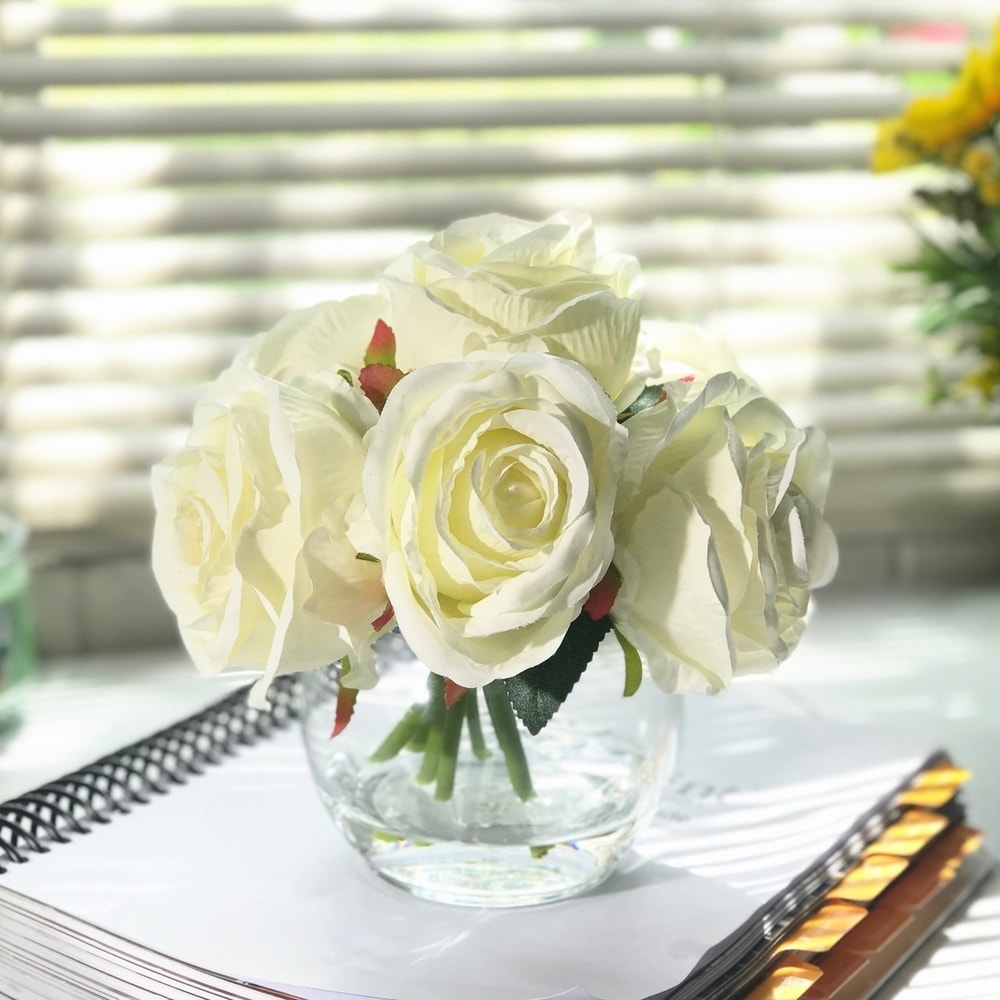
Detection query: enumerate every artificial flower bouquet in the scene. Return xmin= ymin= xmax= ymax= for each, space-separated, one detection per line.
xmin=151 ymin=212 xmax=837 ymax=801
xmin=874 ymin=22 xmax=1000 ymax=403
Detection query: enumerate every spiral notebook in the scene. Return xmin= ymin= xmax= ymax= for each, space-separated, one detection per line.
xmin=0 ymin=674 xmax=991 ymax=1000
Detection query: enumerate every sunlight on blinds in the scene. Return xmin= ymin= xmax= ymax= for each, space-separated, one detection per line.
xmin=1 ymin=0 xmax=998 ymax=579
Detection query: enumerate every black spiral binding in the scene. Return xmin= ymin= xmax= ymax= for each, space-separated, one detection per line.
xmin=0 ymin=675 xmax=300 ymax=874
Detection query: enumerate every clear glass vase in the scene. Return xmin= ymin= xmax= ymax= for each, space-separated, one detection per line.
xmin=300 ymin=631 xmax=681 ymax=907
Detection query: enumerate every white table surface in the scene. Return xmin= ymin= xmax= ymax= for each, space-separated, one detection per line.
xmin=1 ymin=585 xmax=998 ymax=998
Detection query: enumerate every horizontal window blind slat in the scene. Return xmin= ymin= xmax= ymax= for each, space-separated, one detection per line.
xmin=829 ymin=427 xmax=1000 ymax=468
xmin=0 ymin=475 xmax=156 ymax=532
xmin=739 ymin=350 xmax=938 ymax=394
xmin=779 ymin=395 xmax=988 ymax=434
xmin=0 ymin=92 xmax=905 ymax=140
xmin=2 ymin=233 xmax=419 ymax=288
xmin=0 ymin=428 xmax=183 ymax=477
xmin=3 ymin=220 xmax=918 ymax=289
xmin=1 ymin=310 xmax=932 ymax=388
xmin=0 ymin=176 xmax=916 ymax=240
xmin=0 ymin=40 xmax=965 ymax=88
xmin=0 ymin=135 xmax=877 ymax=190
xmin=11 ymin=1 xmax=993 ymax=39
xmin=1 ymin=269 xmax=914 ymax=336
xmin=2 ymin=384 xmax=206 ymax=434
xmin=645 ymin=266 xmax=910 ymax=312
xmin=709 ymin=307 xmax=926 ymax=350
xmin=654 ymin=309 xmax=929 ymax=354
xmin=1 ymin=334 xmax=243 ymax=385
xmin=826 ymin=467 xmax=1000 ymax=535
xmin=0 ymin=283 xmax=359 ymax=336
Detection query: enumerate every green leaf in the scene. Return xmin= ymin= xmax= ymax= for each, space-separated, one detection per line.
xmin=615 ymin=628 xmax=643 ymax=697
xmin=618 ymin=383 xmax=667 ymax=422
xmin=504 ymin=613 xmax=613 ymax=735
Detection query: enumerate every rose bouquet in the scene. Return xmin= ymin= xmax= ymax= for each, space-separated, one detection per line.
xmin=151 ymin=212 xmax=838 ymax=804
xmin=873 ymin=23 xmax=1000 ymax=404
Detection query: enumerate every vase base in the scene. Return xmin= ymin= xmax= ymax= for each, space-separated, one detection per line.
xmin=341 ymin=822 xmax=630 ymax=907
xmin=301 ymin=636 xmax=682 ymax=908
xmin=316 ymin=753 xmax=650 ymax=906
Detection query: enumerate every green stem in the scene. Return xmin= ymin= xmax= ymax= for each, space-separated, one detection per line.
xmin=435 ymin=697 xmax=466 ymax=801
xmin=368 ymin=704 xmax=424 ymax=763
xmin=483 ymin=680 xmax=535 ymax=802
xmin=406 ymin=716 xmax=430 ymax=752
xmin=414 ymin=675 xmax=446 ymax=785
xmin=465 ymin=691 xmax=492 ymax=761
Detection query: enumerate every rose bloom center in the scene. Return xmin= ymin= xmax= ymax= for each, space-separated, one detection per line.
xmin=494 ymin=464 xmax=545 ymax=530
xmin=464 ymin=427 xmax=567 ymax=551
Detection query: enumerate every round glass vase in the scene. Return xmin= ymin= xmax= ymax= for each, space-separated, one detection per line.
xmin=300 ymin=631 xmax=681 ymax=908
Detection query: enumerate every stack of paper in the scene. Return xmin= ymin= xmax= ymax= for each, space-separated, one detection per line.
xmin=0 ymin=676 xmax=990 ymax=1000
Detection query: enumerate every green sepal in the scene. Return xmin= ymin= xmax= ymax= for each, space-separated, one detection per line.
xmin=614 ymin=628 xmax=643 ymax=697
xmin=331 ymin=680 xmax=358 ymax=738
xmin=504 ymin=613 xmax=613 ymax=735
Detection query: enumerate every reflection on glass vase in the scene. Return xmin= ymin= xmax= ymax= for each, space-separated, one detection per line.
xmin=300 ymin=631 xmax=682 ymax=908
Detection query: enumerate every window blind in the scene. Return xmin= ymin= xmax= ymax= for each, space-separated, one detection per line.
xmin=2 ymin=0 xmax=998 ymax=643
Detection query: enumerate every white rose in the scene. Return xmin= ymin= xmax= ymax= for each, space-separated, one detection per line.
xmin=242 ymin=293 xmax=391 ymax=385
xmin=359 ymin=351 xmax=627 ymax=686
xmin=382 ymin=211 xmax=643 ymax=404
xmin=151 ymin=362 xmax=386 ymax=707
xmin=612 ymin=373 xmax=838 ymax=694
xmin=633 ymin=320 xmax=752 ymax=400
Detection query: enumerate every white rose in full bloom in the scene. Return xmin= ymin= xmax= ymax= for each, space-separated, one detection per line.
xmin=151 ymin=362 xmax=386 ymax=707
xmin=382 ymin=211 xmax=643 ymax=404
xmin=612 ymin=372 xmax=838 ymax=694
xmin=358 ymin=351 xmax=627 ymax=686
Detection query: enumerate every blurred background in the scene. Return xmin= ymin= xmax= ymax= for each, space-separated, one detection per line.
xmin=1 ymin=0 xmax=998 ymax=664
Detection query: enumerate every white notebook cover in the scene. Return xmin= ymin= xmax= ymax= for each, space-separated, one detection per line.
xmin=0 ymin=681 xmax=934 ymax=1000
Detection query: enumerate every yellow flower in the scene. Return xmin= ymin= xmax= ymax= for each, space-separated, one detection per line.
xmin=977 ymin=176 xmax=1000 ymax=205
xmin=872 ymin=118 xmax=924 ymax=172
xmin=904 ymin=50 xmax=989 ymax=150
xmin=957 ymin=356 xmax=1000 ymax=401
xmin=973 ymin=21 xmax=1000 ymax=116
xmin=875 ymin=27 xmax=1000 ymax=172
xmin=961 ymin=137 xmax=999 ymax=177
xmin=961 ymin=138 xmax=1000 ymax=204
